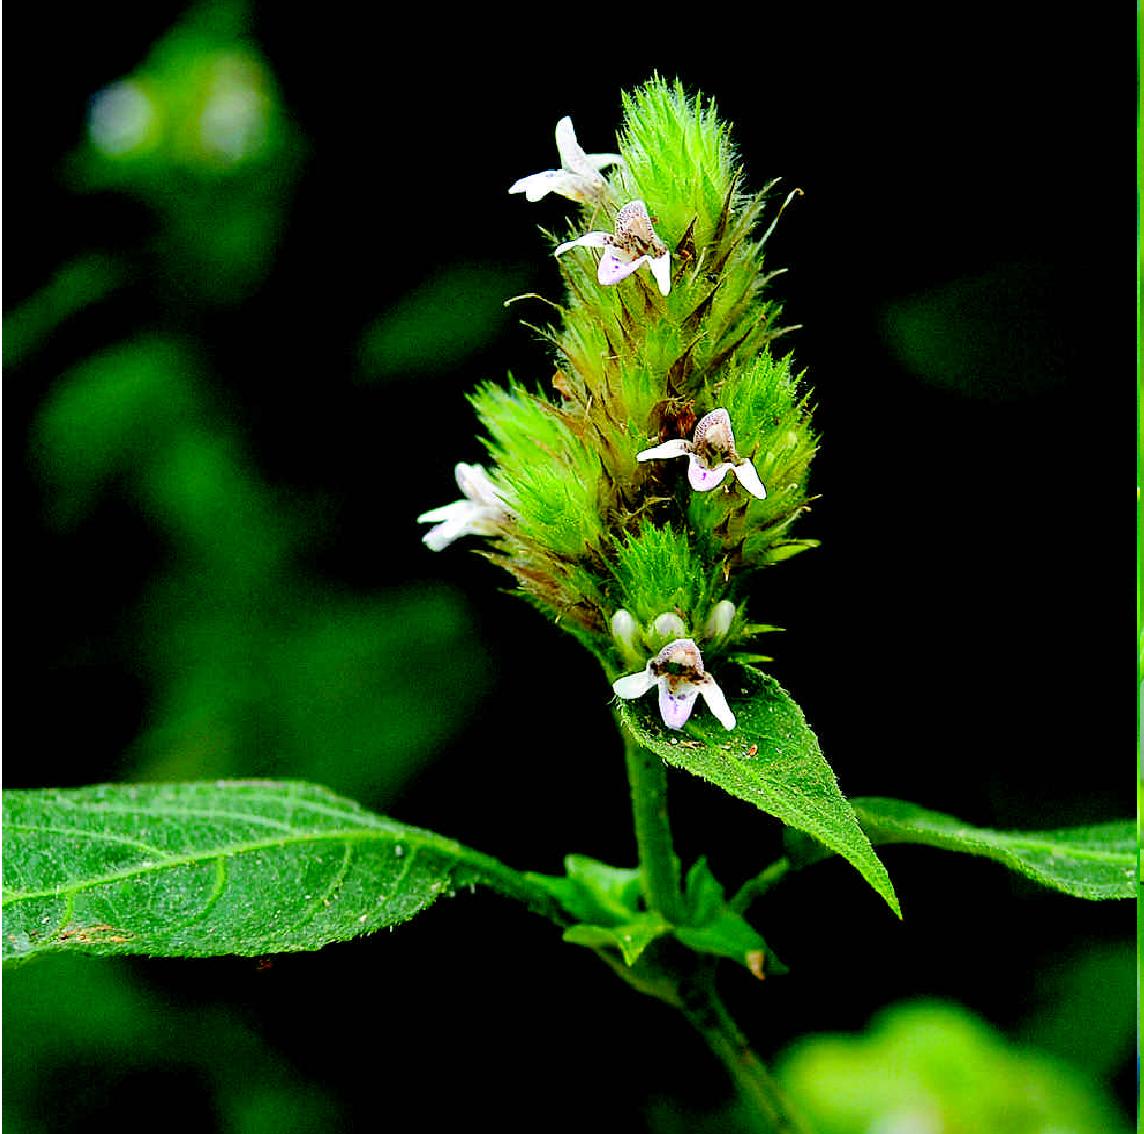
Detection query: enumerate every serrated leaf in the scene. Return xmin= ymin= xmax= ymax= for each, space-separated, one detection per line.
xmin=1 ymin=781 xmax=562 ymax=962
xmin=619 ymin=665 xmax=900 ymax=917
xmin=849 ymin=797 xmax=1137 ymax=900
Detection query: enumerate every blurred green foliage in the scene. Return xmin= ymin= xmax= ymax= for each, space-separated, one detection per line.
xmin=881 ymin=262 xmax=1070 ymax=401
xmin=32 ymin=331 xmax=490 ymax=797
xmin=10 ymin=0 xmax=495 ymax=807
xmin=773 ymin=998 xmax=1130 ymax=1134
xmin=359 ymin=262 xmax=534 ymax=380
xmin=4 ymin=955 xmax=344 ymax=1132
xmin=68 ymin=0 xmax=301 ymax=304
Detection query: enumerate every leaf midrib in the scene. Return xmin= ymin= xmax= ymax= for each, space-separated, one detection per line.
xmin=3 ymin=824 xmax=491 ymax=906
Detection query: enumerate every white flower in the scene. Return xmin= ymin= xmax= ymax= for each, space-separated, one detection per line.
xmin=418 ymin=463 xmax=511 ymax=551
xmin=555 ymin=199 xmax=671 ymax=296
xmin=509 ymin=116 xmax=623 ymax=204
xmin=613 ymin=638 xmax=736 ymax=731
xmin=637 ymin=408 xmax=767 ymax=499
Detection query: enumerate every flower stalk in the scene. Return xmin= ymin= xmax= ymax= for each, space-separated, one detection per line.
xmin=622 ymin=727 xmax=687 ymax=925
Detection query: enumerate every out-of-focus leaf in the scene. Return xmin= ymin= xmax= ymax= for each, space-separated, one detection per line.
xmin=619 ymin=665 xmax=900 ymax=917
xmin=359 ymin=262 xmax=533 ymax=379
xmin=3 ymin=254 xmax=124 ymax=367
xmin=882 ymin=262 xmax=1069 ymax=400
xmin=131 ymin=584 xmax=490 ymax=796
xmin=33 ymin=336 xmax=204 ymax=523
xmin=774 ymin=999 xmax=1131 ymax=1134
xmin=72 ymin=0 xmax=303 ymax=303
xmin=2 ymin=780 xmax=562 ymax=962
xmin=4 ymin=953 xmax=343 ymax=1132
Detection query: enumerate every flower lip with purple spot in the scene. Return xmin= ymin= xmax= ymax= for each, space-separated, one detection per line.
xmin=636 ymin=408 xmax=767 ymax=500
xmin=613 ymin=637 xmax=736 ymax=731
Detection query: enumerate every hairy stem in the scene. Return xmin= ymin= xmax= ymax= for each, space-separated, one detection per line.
xmin=622 ymin=725 xmax=687 ymax=924
xmin=680 ymin=971 xmax=813 ymax=1134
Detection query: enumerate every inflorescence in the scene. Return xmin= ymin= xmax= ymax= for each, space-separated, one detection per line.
xmin=418 ymin=78 xmax=817 ymax=731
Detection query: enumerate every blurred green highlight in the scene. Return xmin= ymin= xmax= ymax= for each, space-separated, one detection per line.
xmin=358 ymin=262 xmax=533 ymax=380
xmin=4 ymin=956 xmax=344 ymax=1133
xmin=69 ymin=0 xmax=302 ymax=303
xmin=774 ymin=999 xmax=1130 ymax=1134
xmin=882 ymin=263 xmax=1069 ymax=400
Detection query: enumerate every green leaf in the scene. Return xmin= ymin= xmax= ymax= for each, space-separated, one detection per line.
xmin=619 ymin=665 xmax=900 ymax=918
xmin=563 ymin=919 xmax=671 ymax=966
xmin=530 ymin=854 xmax=783 ymax=975
xmin=527 ymin=855 xmax=670 ymax=966
xmin=678 ymin=859 xmax=786 ymax=977
xmin=2 ymin=781 xmax=562 ymax=962
xmin=848 ymin=797 xmax=1137 ymax=900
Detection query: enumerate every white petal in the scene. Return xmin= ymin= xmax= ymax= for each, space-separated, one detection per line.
xmin=613 ymin=665 xmax=657 ymax=701
xmin=417 ymin=499 xmax=470 ymax=525
xmin=598 ymin=251 xmax=645 ymax=286
xmin=554 ymin=231 xmax=611 ymax=257
xmin=553 ymin=116 xmax=606 ymax=184
xmin=688 ymin=457 xmax=732 ymax=492
xmin=556 ymin=118 xmax=623 ymax=176
xmin=648 ymin=251 xmax=672 ymax=296
xmin=455 ymin=462 xmax=502 ymax=508
xmin=508 ymin=170 xmax=566 ymax=201
xmin=697 ymin=678 xmax=737 ymax=730
xmin=421 ymin=514 xmax=471 ymax=552
xmin=652 ymin=612 xmax=687 ymax=640
xmin=611 ymin=609 xmax=641 ymax=659
xmin=589 ymin=152 xmax=623 ymax=172
xmin=732 ymin=460 xmax=767 ymax=500
xmin=704 ymin=600 xmax=736 ymax=640
xmin=658 ymin=680 xmax=700 ymax=729
xmin=611 ymin=608 xmax=638 ymax=641
xmin=637 ymin=438 xmax=691 ymax=462
xmin=554 ymin=117 xmax=582 ymax=164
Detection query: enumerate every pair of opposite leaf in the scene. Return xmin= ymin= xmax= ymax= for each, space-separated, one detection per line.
xmin=418 ymin=116 xmax=773 ymax=733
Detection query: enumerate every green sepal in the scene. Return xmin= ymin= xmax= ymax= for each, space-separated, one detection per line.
xmin=619 ymin=664 xmax=901 ymax=918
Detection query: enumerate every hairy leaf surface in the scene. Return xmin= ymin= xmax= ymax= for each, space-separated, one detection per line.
xmin=2 ymin=781 xmax=560 ymax=962
xmin=619 ymin=665 xmax=900 ymax=917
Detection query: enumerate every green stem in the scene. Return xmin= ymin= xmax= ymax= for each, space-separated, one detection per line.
xmin=680 ymin=971 xmax=813 ymax=1134
xmin=622 ymin=724 xmax=687 ymax=924
xmin=617 ymin=724 xmax=810 ymax=1131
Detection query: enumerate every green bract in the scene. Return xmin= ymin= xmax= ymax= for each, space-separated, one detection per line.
xmin=433 ymin=76 xmax=816 ymax=683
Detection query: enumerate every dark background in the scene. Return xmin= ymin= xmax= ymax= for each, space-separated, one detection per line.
xmin=6 ymin=5 xmax=1135 ymax=1131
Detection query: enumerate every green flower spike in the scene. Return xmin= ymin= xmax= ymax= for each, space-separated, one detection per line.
xmin=423 ymin=75 xmax=818 ymax=686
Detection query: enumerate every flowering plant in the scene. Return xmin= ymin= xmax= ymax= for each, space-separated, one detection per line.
xmin=4 ymin=74 xmax=1132 ymax=1132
